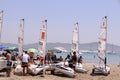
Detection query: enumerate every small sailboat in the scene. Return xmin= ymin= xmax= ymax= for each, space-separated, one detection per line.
xmin=14 ymin=20 xmax=50 ymax=75
xmin=71 ymin=22 xmax=88 ymax=73
xmin=27 ymin=64 xmax=50 ymax=75
xmin=13 ymin=19 xmax=25 ymax=68
xmin=28 ymin=20 xmax=50 ymax=76
xmin=0 ymin=11 xmax=8 ymax=72
xmin=51 ymin=63 xmax=75 ymax=78
xmin=14 ymin=19 xmax=25 ymax=74
xmin=92 ymin=16 xmax=110 ymax=75
xmin=50 ymin=23 xmax=81 ymax=77
xmin=51 ymin=22 xmax=88 ymax=77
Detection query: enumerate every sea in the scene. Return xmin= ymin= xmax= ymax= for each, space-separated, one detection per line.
xmin=54 ymin=52 xmax=120 ymax=65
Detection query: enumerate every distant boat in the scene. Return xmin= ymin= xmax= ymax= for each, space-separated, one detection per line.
xmin=92 ymin=16 xmax=110 ymax=75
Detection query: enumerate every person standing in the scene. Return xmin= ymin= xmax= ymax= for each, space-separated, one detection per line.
xmin=46 ymin=52 xmax=52 ymax=64
xmin=6 ymin=50 xmax=12 ymax=77
xmin=72 ymin=51 xmax=77 ymax=71
xmin=21 ymin=51 xmax=30 ymax=75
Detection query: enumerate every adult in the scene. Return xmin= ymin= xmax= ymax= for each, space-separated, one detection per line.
xmin=64 ymin=54 xmax=73 ymax=68
xmin=29 ymin=52 xmax=36 ymax=64
xmin=59 ymin=56 xmax=63 ymax=61
xmin=6 ymin=50 xmax=12 ymax=77
xmin=78 ymin=56 xmax=83 ymax=64
xmin=51 ymin=54 xmax=57 ymax=63
xmin=46 ymin=52 xmax=52 ymax=64
xmin=72 ymin=51 xmax=77 ymax=71
xmin=21 ymin=51 xmax=30 ymax=75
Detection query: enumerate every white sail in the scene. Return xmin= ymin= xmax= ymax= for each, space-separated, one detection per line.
xmin=98 ymin=16 xmax=107 ymax=62
xmin=71 ymin=22 xmax=79 ymax=56
xmin=18 ymin=19 xmax=24 ymax=56
xmin=38 ymin=20 xmax=47 ymax=57
xmin=0 ymin=11 xmax=3 ymax=45
xmin=92 ymin=16 xmax=110 ymax=75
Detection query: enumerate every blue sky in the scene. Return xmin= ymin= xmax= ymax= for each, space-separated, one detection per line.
xmin=0 ymin=0 xmax=120 ymax=45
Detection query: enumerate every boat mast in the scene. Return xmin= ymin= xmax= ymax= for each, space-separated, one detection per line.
xmin=0 ymin=10 xmax=3 ymax=45
xmin=104 ymin=16 xmax=107 ymax=68
xmin=71 ymin=22 xmax=79 ymax=57
xmin=98 ymin=16 xmax=107 ymax=67
xmin=38 ymin=20 xmax=47 ymax=77
xmin=18 ymin=19 xmax=24 ymax=56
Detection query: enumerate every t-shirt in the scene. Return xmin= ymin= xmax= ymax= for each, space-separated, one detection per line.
xmin=65 ymin=57 xmax=72 ymax=64
xmin=22 ymin=54 xmax=30 ymax=63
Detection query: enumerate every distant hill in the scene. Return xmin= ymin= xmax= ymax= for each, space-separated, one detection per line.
xmin=1 ymin=42 xmax=120 ymax=53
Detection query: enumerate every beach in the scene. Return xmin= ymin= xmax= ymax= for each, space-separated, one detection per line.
xmin=0 ymin=63 xmax=119 ymax=80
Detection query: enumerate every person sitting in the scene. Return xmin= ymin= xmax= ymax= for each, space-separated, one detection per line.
xmin=78 ymin=56 xmax=83 ymax=64
xmin=58 ymin=56 xmax=63 ymax=62
xmin=64 ymin=54 xmax=73 ymax=68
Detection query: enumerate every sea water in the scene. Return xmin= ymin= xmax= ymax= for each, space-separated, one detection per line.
xmin=54 ymin=52 xmax=120 ymax=65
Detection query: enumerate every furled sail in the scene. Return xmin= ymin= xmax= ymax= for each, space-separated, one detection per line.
xmin=18 ymin=19 xmax=24 ymax=56
xmin=38 ymin=20 xmax=47 ymax=57
xmin=71 ymin=22 xmax=79 ymax=56
xmin=98 ymin=16 xmax=107 ymax=62
xmin=0 ymin=11 xmax=3 ymax=45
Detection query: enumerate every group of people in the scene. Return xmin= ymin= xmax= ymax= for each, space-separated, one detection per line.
xmin=45 ymin=51 xmax=64 ymax=64
xmin=64 ymin=51 xmax=83 ymax=72
xmin=0 ymin=49 xmax=83 ymax=77
xmin=0 ymin=50 xmax=36 ymax=77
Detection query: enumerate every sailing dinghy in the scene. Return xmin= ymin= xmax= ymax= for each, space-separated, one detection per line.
xmin=0 ymin=11 xmax=7 ymax=72
xmin=71 ymin=22 xmax=88 ymax=73
xmin=51 ymin=63 xmax=75 ymax=78
xmin=29 ymin=20 xmax=50 ymax=75
xmin=92 ymin=16 xmax=110 ymax=75
xmin=14 ymin=20 xmax=50 ymax=75
xmin=14 ymin=63 xmax=50 ymax=75
xmin=0 ymin=11 xmax=14 ymax=72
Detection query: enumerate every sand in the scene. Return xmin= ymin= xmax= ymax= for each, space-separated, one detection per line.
xmin=0 ymin=63 xmax=120 ymax=80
